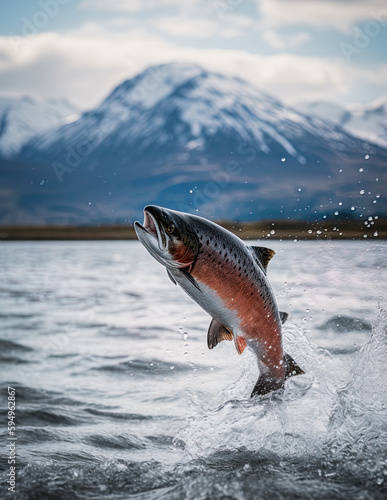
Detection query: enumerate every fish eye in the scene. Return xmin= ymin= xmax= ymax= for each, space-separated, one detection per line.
xmin=166 ymin=224 xmax=175 ymax=233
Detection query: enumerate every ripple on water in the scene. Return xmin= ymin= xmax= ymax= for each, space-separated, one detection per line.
xmin=92 ymin=358 xmax=195 ymax=376
xmin=3 ymin=453 xmax=386 ymax=500
xmin=0 ymin=338 xmax=33 ymax=353
xmin=318 ymin=315 xmax=372 ymax=332
xmin=82 ymin=433 xmax=172 ymax=450
xmin=4 ymin=460 xmax=178 ymax=500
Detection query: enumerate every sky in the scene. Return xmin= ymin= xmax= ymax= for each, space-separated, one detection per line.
xmin=0 ymin=0 xmax=386 ymax=110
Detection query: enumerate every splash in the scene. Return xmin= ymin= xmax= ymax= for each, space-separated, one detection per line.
xmin=177 ymin=307 xmax=387 ymax=491
xmin=326 ymin=306 xmax=387 ymax=485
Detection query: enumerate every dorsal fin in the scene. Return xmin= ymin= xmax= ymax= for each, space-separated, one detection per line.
xmin=249 ymin=246 xmax=275 ymax=272
xmin=207 ymin=319 xmax=233 ymax=350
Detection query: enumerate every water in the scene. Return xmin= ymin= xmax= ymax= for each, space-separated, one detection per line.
xmin=0 ymin=240 xmax=386 ymax=499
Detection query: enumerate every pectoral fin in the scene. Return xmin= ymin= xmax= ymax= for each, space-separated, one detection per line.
xmin=207 ymin=320 xmax=233 ymax=349
xmin=181 ymin=268 xmax=201 ymax=291
xmin=166 ymin=269 xmax=177 ymax=285
xmin=235 ymin=335 xmax=247 ymax=355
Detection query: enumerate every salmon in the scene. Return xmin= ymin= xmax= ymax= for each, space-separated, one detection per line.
xmin=134 ymin=205 xmax=304 ymax=397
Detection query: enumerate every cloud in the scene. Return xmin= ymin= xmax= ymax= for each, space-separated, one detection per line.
xmin=79 ymin=0 xmax=203 ymax=13
xmin=155 ymin=14 xmax=253 ymax=39
xmin=256 ymin=0 xmax=387 ymax=32
xmin=262 ymin=30 xmax=311 ymax=50
xmin=156 ymin=17 xmax=218 ymax=38
xmin=79 ymin=0 xmax=181 ymax=12
xmin=0 ymin=26 xmax=386 ymax=109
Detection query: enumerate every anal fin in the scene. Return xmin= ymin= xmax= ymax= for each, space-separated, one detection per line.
xmin=235 ymin=335 xmax=247 ymax=355
xmin=207 ymin=319 xmax=233 ymax=350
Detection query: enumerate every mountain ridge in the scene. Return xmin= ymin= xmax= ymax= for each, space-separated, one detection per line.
xmin=0 ymin=63 xmax=385 ymax=225
xmin=0 ymin=96 xmax=79 ymax=159
xmin=294 ymin=96 xmax=387 ymax=148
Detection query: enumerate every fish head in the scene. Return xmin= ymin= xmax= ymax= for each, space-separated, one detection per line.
xmin=134 ymin=205 xmax=199 ymax=269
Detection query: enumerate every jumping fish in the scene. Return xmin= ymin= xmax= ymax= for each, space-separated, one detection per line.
xmin=134 ymin=205 xmax=304 ymax=397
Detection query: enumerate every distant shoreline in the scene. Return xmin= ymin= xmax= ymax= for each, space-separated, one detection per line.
xmin=0 ymin=219 xmax=385 ymax=241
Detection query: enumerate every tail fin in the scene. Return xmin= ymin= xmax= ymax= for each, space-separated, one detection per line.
xmin=250 ymin=375 xmax=284 ymax=398
xmin=250 ymin=353 xmax=305 ymax=398
xmin=284 ymin=352 xmax=305 ymax=379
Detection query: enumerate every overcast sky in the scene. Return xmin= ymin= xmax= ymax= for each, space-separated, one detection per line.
xmin=1 ymin=0 xmax=386 ymax=109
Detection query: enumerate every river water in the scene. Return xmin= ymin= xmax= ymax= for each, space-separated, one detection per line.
xmin=0 ymin=240 xmax=386 ymax=499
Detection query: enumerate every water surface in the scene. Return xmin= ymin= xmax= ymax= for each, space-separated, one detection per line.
xmin=0 ymin=240 xmax=386 ymax=499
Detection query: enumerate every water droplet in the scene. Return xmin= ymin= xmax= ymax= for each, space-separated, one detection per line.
xmin=359 ymin=168 xmax=364 ymax=172
xmin=360 ymin=190 xmax=365 ymax=195
xmin=170 ymin=365 xmax=175 ymax=370
xmin=365 ymin=155 xmax=369 ymax=159
xmin=281 ymin=157 xmax=286 ymax=162
xmin=374 ymin=231 xmax=378 ymax=237
xmin=351 ymin=206 xmax=355 ymax=210
xmin=334 ymin=211 xmax=339 ymax=215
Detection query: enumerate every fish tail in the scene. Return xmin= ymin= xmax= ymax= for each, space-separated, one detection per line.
xmin=250 ymin=375 xmax=284 ymax=398
xmin=251 ymin=353 xmax=305 ymax=398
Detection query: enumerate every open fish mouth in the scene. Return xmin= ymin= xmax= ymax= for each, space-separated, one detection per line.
xmin=134 ymin=209 xmax=167 ymax=251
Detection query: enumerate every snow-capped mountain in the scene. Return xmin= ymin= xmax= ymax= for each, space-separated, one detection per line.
xmin=295 ymin=96 xmax=387 ymax=148
xmin=0 ymin=96 xmax=78 ymax=158
xmin=25 ymin=63 xmax=360 ymax=166
xmin=1 ymin=63 xmax=385 ymax=225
